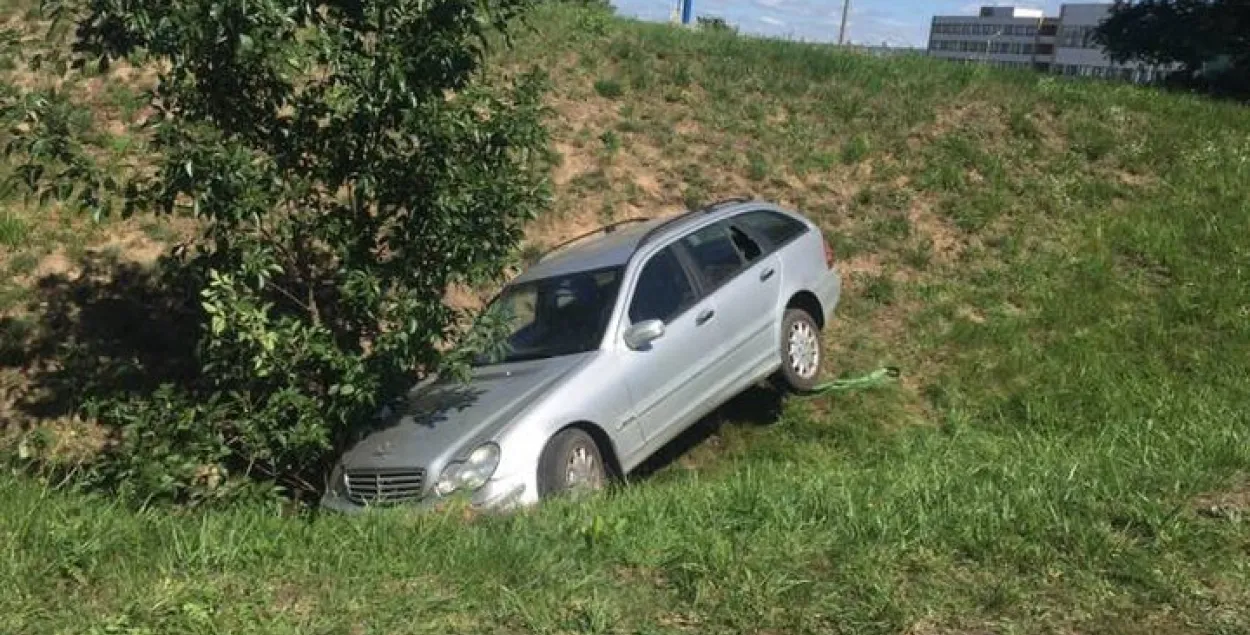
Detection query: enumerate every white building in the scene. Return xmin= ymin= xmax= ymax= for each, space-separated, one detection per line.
xmin=927 ymin=4 xmax=1175 ymax=83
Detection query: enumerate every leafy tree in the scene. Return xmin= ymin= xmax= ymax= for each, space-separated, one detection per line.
xmin=1095 ymin=0 xmax=1250 ymax=97
xmin=9 ymin=0 xmax=550 ymax=503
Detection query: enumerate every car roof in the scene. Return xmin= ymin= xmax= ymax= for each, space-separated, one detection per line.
xmin=510 ymin=199 xmax=776 ymax=284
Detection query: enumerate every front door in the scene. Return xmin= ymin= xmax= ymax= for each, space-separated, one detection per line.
xmin=617 ymin=245 xmax=724 ymax=444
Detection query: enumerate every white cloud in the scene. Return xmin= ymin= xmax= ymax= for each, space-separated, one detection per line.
xmin=759 ymin=15 xmax=786 ymax=26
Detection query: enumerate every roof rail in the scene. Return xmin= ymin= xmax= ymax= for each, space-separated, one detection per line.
xmin=537 ymin=216 xmax=653 ymax=262
xmin=635 ymin=196 xmax=755 ymax=249
xmin=701 ymin=196 xmax=753 ymax=211
xmin=635 ymin=209 xmax=700 ymax=249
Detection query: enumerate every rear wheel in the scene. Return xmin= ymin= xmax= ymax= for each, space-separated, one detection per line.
xmin=775 ymin=308 xmax=823 ymax=393
xmin=537 ymin=427 xmax=607 ymax=499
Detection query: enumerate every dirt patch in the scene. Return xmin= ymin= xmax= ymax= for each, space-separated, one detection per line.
xmin=1028 ymin=107 xmax=1067 ymax=154
xmin=1115 ymin=170 xmax=1157 ymax=189
xmin=20 ymin=416 xmax=109 ymax=464
xmin=443 ymin=283 xmax=486 ymax=313
xmin=870 ymin=300 xmax=919 ymax=350
xmin=632 ymin=171 xmax=663 ymax=199
xmin=937 ymin=102 xmax=1009 ymax=139
xmin=1194 ymin=473 xmax=1250 ymax=521
xmin=32 ymin=250 xmax=79 ymax=281
xmin=766 ymin=106 xmax=789 ymax=127
xmin=93 ymin=231 xmax=166 ymax=265
xmin=903 ymin=617 xmax=996 ymax=635
xmin=548 ymin=94 xmax=617 ymax=133
xmin=674 ymin=118 xmax=701 ymax=137
xmin=909 ymin=101 xmax=1009 ymax=150
xmin=0 ymin=368 xmax=26 ymax=430
xmin=838 ymin=254 xmax=884 ymax=279
xmin=552 ymin=142 xmax=596 ymax=187
xmin=908 ymin=199 xmax=964 ymax=264
xmin=615 ymin=565 xmax=667 ymax=587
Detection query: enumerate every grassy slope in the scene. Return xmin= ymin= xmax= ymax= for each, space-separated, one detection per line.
xmin=4 ymin=5 xmax=1250 ymax=634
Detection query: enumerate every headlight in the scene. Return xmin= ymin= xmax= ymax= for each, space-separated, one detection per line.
xmin=435 ymin=442 xmax=500 ymax=496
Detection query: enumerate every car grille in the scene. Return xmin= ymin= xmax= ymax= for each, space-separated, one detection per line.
xmin=344 ymin=469 xmax=426 ymax=505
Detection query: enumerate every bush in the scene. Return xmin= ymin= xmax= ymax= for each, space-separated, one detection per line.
xmin=8 ymin=0 xmax=550 ymax=505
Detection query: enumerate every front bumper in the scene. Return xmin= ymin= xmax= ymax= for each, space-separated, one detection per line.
xmin=319 ymin=472 xmax=533 ymax=515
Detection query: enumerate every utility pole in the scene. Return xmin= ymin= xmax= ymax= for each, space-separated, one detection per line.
xmin=838 ymin=0 xmax=851 ymax=45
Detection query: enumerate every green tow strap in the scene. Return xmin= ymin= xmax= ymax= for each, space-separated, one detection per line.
xmin=808 ymin=366 xmax=901 ymax=394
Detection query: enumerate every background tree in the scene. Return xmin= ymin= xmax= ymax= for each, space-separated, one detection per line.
xmin=10 ymin=0 xmax=550 ymax=504
xmin=697 ymin=16 xmax=738 ymax=34
xmin=1095 ymin=0 xmax=1250 ymax=98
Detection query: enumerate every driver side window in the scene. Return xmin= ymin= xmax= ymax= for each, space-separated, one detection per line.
xmin=628 ymin=247 xmax=697 ymax=324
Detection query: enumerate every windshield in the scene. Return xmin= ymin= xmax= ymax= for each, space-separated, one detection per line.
xmin=473 ymin=266 xmax=625 ymax=366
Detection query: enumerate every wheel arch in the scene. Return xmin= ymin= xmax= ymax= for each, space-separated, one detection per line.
xmin=544 ymin=421 xmax=624 ymax=481
xmin=785 ymin=290 xmax=825 ymax=330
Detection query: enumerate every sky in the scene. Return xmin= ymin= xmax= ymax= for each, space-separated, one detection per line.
xmin=610 ymin=1 xmax=1097 ymax=47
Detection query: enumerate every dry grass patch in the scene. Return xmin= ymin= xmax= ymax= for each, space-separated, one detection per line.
xmin=909 ymin=200 xmax=965 ymax=265
xmin=20 ymin=415 xmax=109 ymax=464
xmin=550 ymin=141 xmax=595 ymax=187
xmin=1194 ymin=473 xmax=1250 ymax=521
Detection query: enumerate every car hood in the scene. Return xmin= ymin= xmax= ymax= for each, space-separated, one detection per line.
xmin=338 ymin=353 xmax=592 ymax=473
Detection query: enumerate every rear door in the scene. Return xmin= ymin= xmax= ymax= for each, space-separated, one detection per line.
xmin=676 ymin=219 xmax=782 ymax=393
xmin=617 ymin=245 xmax=725 ymax=445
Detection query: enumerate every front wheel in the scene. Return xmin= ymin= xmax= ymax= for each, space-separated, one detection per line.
xmin=775 ymin=308 xmax=824 ymax=393
xmin=537 ymin=427 xmax=607 ymax=499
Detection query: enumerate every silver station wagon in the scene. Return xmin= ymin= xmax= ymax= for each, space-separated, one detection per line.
xmin=322 ymin=198 xmax=841 ymax=512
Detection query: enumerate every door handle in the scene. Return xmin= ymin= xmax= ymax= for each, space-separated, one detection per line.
xmin=695 ymin=309 xmax=715 ymax=325
xmin=760 ymin=268 xmax=775 ymax=281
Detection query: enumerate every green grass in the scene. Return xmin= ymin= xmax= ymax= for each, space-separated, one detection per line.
xmin=0 ymin=210 xmax=28 ymax=247
xmin=3 ymin=4 xmax=1250 ymax=633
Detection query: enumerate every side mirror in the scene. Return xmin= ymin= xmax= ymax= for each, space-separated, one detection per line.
xmin=623 ymin=319 xmax=665 ymax=350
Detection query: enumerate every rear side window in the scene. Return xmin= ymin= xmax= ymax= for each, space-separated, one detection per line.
xmin=680 ymin=222 xmax=744 ymax=289
xmin=629 ymin=247 xmax=697 ymax=324
xmin=729 ymin=225 xmax=762 ymax=263
xmin=734 ymin=210 xmax=808 ymax=248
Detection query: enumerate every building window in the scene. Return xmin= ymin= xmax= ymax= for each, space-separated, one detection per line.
xmin=1058 ymin=25 xmax=1101 ymax=50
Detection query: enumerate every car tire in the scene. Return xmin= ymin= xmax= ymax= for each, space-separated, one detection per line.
xmin=775 ymin=308 xmax=824 ymax=393
xmin=537 ymin=427 xmax=607 ymax=499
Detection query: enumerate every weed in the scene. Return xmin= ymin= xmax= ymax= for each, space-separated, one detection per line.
xmin=903 ymin=239 xmax=934 ymax=270
xmin=103 ymin=83 xmax=145 ymax=121
xmin=599 ymin=130 xmax=620 ymax=156
xmin=139 ymin=220 xmax=181 ymax=244
xmin=518 ymin=243 xmax=545 ymax=268
xmin=7 ymin=250 xmax=40 ymax=276
xmin=682 ymin=186 xmax=705 ymax=211
xmin=593 ymin=78 xmax=624 ymax=99
xmin=746 ymin=150 xmax=769 ymax=181
xmin=840 ymin=134 xmax=871 ymax=164
xmin=860 ymin=271 xmax=896 ymax=304
xmin=569 ymin=169 xmax=610 ymax=196
xmin=871 ymin=212 xmax=912 ymax=243
xmin=0 ymin=212 xmax=28 ymax=248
